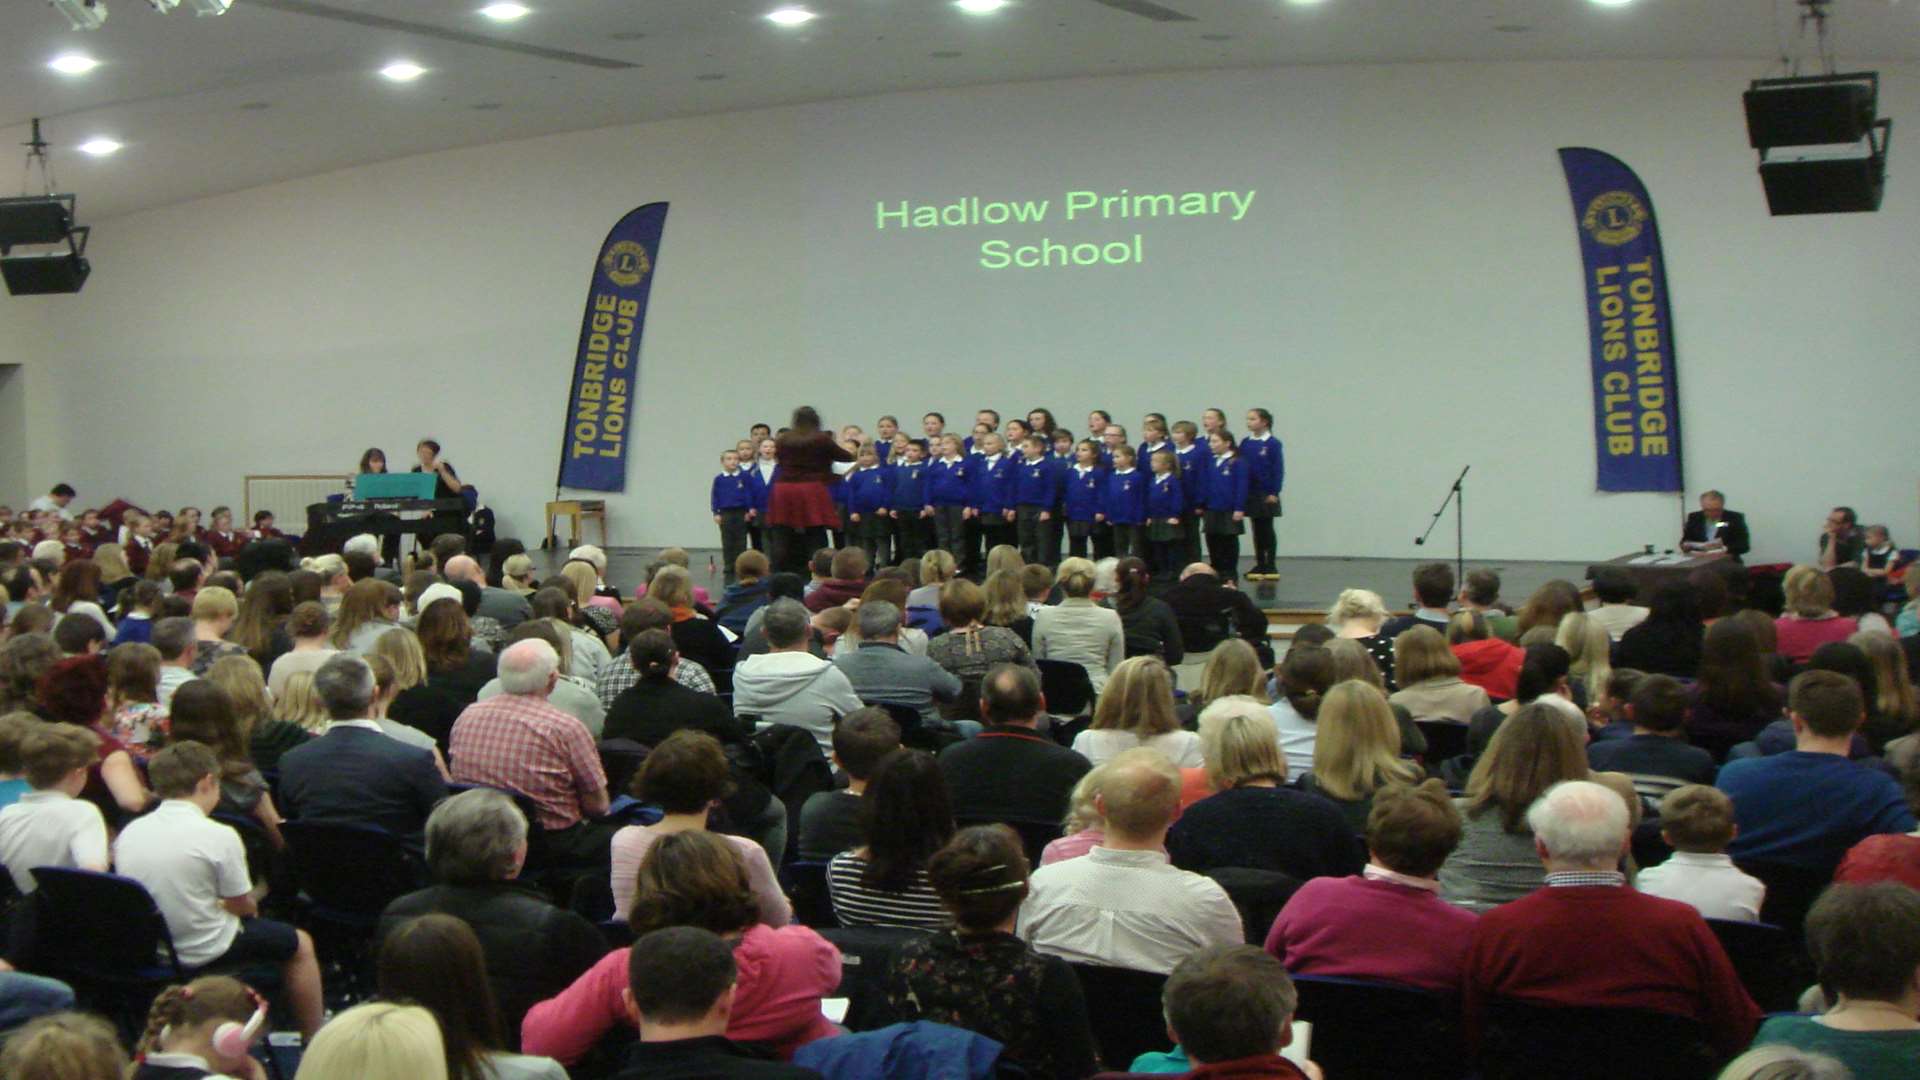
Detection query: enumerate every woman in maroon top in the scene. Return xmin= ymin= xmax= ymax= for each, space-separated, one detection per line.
xmin=765 ymin=406 xmax=853 ymax=575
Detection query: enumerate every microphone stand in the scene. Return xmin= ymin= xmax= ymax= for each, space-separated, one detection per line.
xmin=1414 ymin=465 xmax=1470 ymax=589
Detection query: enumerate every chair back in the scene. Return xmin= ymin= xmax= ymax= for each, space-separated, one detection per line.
xmin=26 ymin=868 xmax=180 ymax=981
xmin=819 ymin=925 xmax=931 ymax=1032
xmin=785 ymin=860 xmax=838 ymax=928
xmin=1412 ymin=720 xmax=1469 ymax=765
xmin=872 ymin=701 xmax=926 ymax=740
xmin=1037 ymin=659 xmax=1096 ymax=717
xmin=280 ymin=820 xmax=421 ymax=921
xmin=956 ymin=817 xmax=1063 ymax=870
xmin=1068 ymin=963 xmax=1172 ymax=1070
xmin=597 ymin=738 xmax=651 ymax=797
xmin=1479 ymin=1000 xmax=1722 ymax=1080
xmin=1290 ymin=974 xmax=1466 ymax=1080
xmin=1203 ymin=866 xmax=1303 ymax=945
xmin=1706 ymin=918 xmax=1804 ymax=1013
xmin=1734 ymin=860 xmax=1833 ymax=942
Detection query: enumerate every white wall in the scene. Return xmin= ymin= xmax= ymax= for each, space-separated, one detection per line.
xmin=2 ymin=59 xmax=1915 ymax=565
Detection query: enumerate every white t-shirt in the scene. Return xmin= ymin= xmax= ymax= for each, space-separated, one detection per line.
xmin=1634 ymin=851 xmax=1767 ymax=923
xmin=114 ymin=800 xmax=251 ymax=968
xmin=0 ymin=790 xmax=109 ymax=893
xmin=268 ymin=648 xmax=339 ymax=700
xmin=1070 ymin=728 xmax=1204 ymax=768
xmin=28 ymin=495 xmax=74 ymax=521
xmin=158 ymin=667 xmax=198 ymax=708
xmin=1268 ymin=698 xmax=1319 ymax=778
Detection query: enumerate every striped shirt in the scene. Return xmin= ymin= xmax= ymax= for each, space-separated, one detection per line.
xmin=827 ymin=850 xmax=951 ymax=931
xmin=595 ymin=655 xmax=715 ymax=709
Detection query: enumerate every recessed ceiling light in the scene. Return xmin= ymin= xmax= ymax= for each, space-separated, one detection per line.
xmin=765 ymin=7 xmax=815 ymax=26
xmin=479 ymin=2 xmax=529 ymax=20
xmin=1284 ymin=0 xmax=1327 ymax=6
xmin=955 ymin=0 xmax=1008 ymax=13
xmin=77 ymin=138 xmax=121 ymax=157
xmin=380 ymin=61 xmax=426 ymax=82
xmin=48 ymin=53 xmax=101 ymax=76
xmin=1588 ymin=0 xmax=1635 ymax=6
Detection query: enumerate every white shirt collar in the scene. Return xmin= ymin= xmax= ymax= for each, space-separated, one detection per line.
xmin=1089 ymin=845 xmax=1169 ymax=866
xmin=1363 ymin=863 xmax=1441 ymax=892
xmin=1114 ymin=467 xmax=1135 ymax=475
xmin=326 ymin=719 xmax=384 ymax=734
xmin=1248 ymin=431 xmax=1274 ymax=441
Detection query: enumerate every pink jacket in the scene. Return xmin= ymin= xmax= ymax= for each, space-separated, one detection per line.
xmin=520 ymin=922 xmax=841 ymax=1065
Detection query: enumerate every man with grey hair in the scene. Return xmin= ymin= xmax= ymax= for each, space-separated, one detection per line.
xmin=375 ymin=788 xmax=606 ymax=1036
xmin=731 ymin=598 xmax=864 ymax=753
xmin=450 ymin=639 xmax=613 ymax=868
xmin=445 ymin=553 xmax=531 ymax=631
xmin=832 ymin=600 xmax=965 ymax=731
xmin=1462 ymin=780 xmax=1760 ymax=1058
xmin=276 ymin=654 xmax=447 ymax=851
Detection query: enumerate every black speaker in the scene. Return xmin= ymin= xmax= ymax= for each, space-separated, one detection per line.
xmin=1 ymin=252 xmax=91 ymax=295
xmin=1759 ymin=155 xmax=1885 ymax=215
xmin=0 ymin=196 xmax=75 ymax=252
xmin=1744 ymin=76 xmax=1876 ymax=148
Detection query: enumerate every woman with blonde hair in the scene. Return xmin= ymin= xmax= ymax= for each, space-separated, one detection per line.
xmin=299 ymin=553 xmax=352 ymax=613
xmin=984 ymin=544 xmax=1024 ymax=579
xmin=90 ymin=542 xmax=136 ymax=610
xmin=926 ymin=579 xmax=1036 ymax=721
xmin=188 ymin=587 xmax=248 ymax=675
xmin=980 ymin=570 xmax=1031 ymax=639
xmin=906 ymin=549 xmax=958 ymax=612
xmin=1070 ymin=656 xmax=1201 ymax=766
xmin=369 ymin=627 xmax=461 ymax=752
xmin=1327 ymin=588 xmax=1397 ymax=687
xmin=1555 ymin=610 xmax=1613 ymax=708
xmin=1775 ymin=565 xmax=1855 ymax=664
xmin=500 ymin=553 xmax=537 ymax=595
xmin=1297 ymin=680 xmax=1423 ymax=831
xmin=1851 ymin=630 xmax=1918 ymax=753
xmin=1179 ymin=639 xmax=1267 ymax=727
xmin=1438 ymin=703 xmax=1593 ymax=911
xmin=295 ymin=1002 xmax=449 ymax=1080
xmin=267 ymin=601 xmax=338 ymax=700
xmin=143 ymin=540 xmax=180 ymax=583
xmin=1170 ymin=701 xmax=1365 ymax=880
xmin=275 ymin=670 xmax=333 ymax=735
xmin=1030 ymin=557 xmax=1124 ymax=694
xmin=331 ymin=578 xmax=403 ymax=654
xmin=1041 ymin=760 xmax=1121 ymax=865
xmin=1390 ymin=625 xmax=1490 ymax=724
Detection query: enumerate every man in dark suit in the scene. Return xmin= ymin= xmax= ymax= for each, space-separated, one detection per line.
xmin=1681 ymin=490 xmax=1750 ymax=560
xmin=938 ymin=663 xmax=1091 ymax=828
xmin=277 ymin=654 xmax=448 ymax=851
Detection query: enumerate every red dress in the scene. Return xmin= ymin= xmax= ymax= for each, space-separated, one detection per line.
xmin=766 ymin=432 xmax=853 ymax=529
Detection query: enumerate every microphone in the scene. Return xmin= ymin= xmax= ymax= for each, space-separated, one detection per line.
xmin=1414 ymin=537 xmax=1425 ymax=545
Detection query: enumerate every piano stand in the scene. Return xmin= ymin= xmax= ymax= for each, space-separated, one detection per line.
xmin=545 ymin=500 xmax=608 ymax=551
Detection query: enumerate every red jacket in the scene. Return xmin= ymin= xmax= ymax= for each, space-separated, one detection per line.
xmin=1453 ymin=638 xmax=1523 ymax=700
xmin=803 ymin=577 xmax=867 ymax=613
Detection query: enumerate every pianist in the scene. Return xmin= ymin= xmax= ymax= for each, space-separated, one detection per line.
xmin=1681 ymin=490 xmax=1749 ymax=560
xmin=412 ymin=440 xmax=468 ymax=542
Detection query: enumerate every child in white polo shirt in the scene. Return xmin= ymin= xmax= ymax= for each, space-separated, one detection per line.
xmin=0 ymin=724 xmax=108 ymax=894
xmin=1636 ymin=784 xmax=1766 ymax=923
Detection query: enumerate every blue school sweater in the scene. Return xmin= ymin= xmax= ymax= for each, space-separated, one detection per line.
xmin=927 ymin=457 xmax=971 ymax=507
xmin=1175 ymin=443 xmax=1209 ymax=510
xmin=1063 ymin=464 xmax=1106 ymax=523
xmin=1240 ymin=432 xmax=1285 ymax=497
xmin=1204 ymin=454 xmax=1250 ymax=513
xmin=968 ymin=454 xmax=1015 ymax=515
xmin=1138 ymin=441 xmax=1174 ymax=471
xmin=844 ymin=466 xmax=891 ymax=516
xmin=1146 ymin=472 xmax=1184 ymax=521
xmin=711 ymin=470 xmax=754 ymax=514
xmin=1103 ymin=468 xmax=1148 ymax=526
xmin=746 ymin=465 xmax=777 ymax=513
xmin=888 ymin=460 xmax=930 ymax=512
xmin=1012 ymin=454 xmax=1064 ymax=508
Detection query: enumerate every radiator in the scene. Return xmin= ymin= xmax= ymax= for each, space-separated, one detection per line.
xmin=244 ymin=474 xmax=354 ymax=529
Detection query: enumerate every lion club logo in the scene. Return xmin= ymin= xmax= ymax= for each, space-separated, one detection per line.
xmin=601 ymin=240 xmax=652 ymax=287
xmin=1581 ymin=191 xmax=1648 ymax=246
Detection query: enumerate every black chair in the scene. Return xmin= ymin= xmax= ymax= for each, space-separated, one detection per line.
xmin=1735 ymin=861 xmax=1834 ymax=943
xmin=280 ymin=820 xmax=423 ymax=993
xmin=956 ymin=817 xmax=1062 ymax=870
xmin=1202 ymin=867 xmax=1302 ymax=945
xmin=1036 ymin=658 xmax=1097 ymax=719
xmin=597 ymin=738 xmax=651 ymax=797
xmin=1411 ymin=720 xmax=1469 ymax=766
xmin=818 ymin=924 xmax=930 ymax=1032
xmin=1707 ymin=918 xmax=1805 ymax=1013
xmin=1068 ymin=963 xmax=1172 ymax=1070
xmin=784 ymin=860 xmax=837 ymax=928
xmin=1478 ymin=1000 xmax=1723 ymax=1080
xmin=24 ymin=868 xmax=183 ymax=1035
xmin=1290 ymin=974 xmax=1467 ymax=1080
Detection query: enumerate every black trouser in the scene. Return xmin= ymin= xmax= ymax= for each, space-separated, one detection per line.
xmin=1250 ymin=513 xmax=1277 ymax=570
xmin=1185 ymin=511 xmax=1205 ymax=565
xmin=768 ymin=525 xmax=826 ymax=577
xmin=854 ymin=514 xmax=891 ymax=568
xmin=931 ymin=505 xmax=966 ymax=561
xmin=980 ymin=516 xmax=1015 ymax=563
xmin=1091 ymin=522 xmax=1115 ymax=560
xmin=1067 ymin=525 xmax=1092 ymax=560
xmin=891 ymin=512 xmax=930 ymax=564
xmin=1045 ymin=512 xmax=1065 ymax=567
xmin=1206 ymin=531 xmax=1241 ymax=581
xmin=960 ymin=515 xmax=984 ymax=574
xmin=747 ymin=524 xmax=764 ymax=552
xmin=1149 ymin=540 xmax=1184 ymax=575
xmin=716 ymin=508 xmax=750 ymax=583
xmin=1015 ymin=506 xmax=1048 ymax=566
xmin=1109 ymin=523 xmax=1144 ymax=561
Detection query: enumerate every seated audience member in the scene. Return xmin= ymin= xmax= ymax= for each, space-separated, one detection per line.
xmin=796 ymin=707 xmax=899 ymax=861
xmin=331 ymin=577 xmax=405 ymax=656
xmin=130 ymin=974 xmax=272 ymax=1080
xmin=449 ymin=640 xmax=612 ymax=868
xmin=611 ymin=927 xmax=823 ymax=1080
xmin=1852 ymin=630 xmax=1917 ymax=754
xmin=1389 ymin=626 xmax=1491 ymax=725
xmin=1831 ymin=567 xmax=1889 ymax=637
xmin=1749 ymin=883 xmax=1920 ymax=1078
xmin=1717 ymin=671 xmax=1914 ymax=875
xmin=1438 ymin=704 xmax=1592 ymax=911
xmin=645 ymin=566 xmax=733 ymax=690
xmin=1031 ymin=557 xmax=1125 ymax=694
xmin=599 ymin=598 xmax=717 ymax=707
xmin=611 ymin=731 xmax=789 ymax=926
xmin=445 ymin=554 xmax=532 ymax=632
xmin=114 ymin=742 xmax=324 ymax=1036
xmin=715 ymin=551 xmax=774 ymax=638
xmin=1448 ymin=609 xmax=1523 ymax=701
xmin=419 ymin=597 xmax=495 ymax=704
xmin=1021 ymin=748 xmax=1242 ymax=973
xmin=0 ymin=711 xmax=38 ymax=810
xmin=296 ymin=1001 xmax=447 ymax=1080
xmin=525 ymin=586 xmax=613 ymax=692
xmin=377 ymin=914 xmax=567 ymax=1080
xmin=938 ymin=663 xmax=1093 ymax=827
xmin=103 ymin=643 xmax=165 ymax=753
xmin=1614 ymin=580 xmax=1706 ymax=679
xmin=521 ymin=831 xmax=840 ymax=1065
xmin=51 ymin=614 xmax=105 ymax=658
xmin=1265 ymin=779 xmax=1476 ymax=993
xmin=378 ymin=789 xmax=607 ymax=1045
xmin=1109 ymin=557 xmax=1185 ymax=665
xmin=187 ymin=588 xmax=246 ymax=676
xmin=802 ymin=547 xmax=869 ymax=614
xmin=1178 ymin=639 xmax=1268 ymax=727
xmin=828 ymin=749 xmax=954 ymax=930
xmin=276 ymin=655 xmax=448 ymax=851
xmin=1587 ymin=565 xmax=1650 ymax=642
xmin=828 ymin=579 xmax=930 ymax=659
xmin=832 ymin=600 xmax=963 ymax=727
xmin=1688 ymin=619 xmax=1785 ymax=754
xmin=0 ymin=724 xmax=107 ymax=893
xmin=1588 ymin=667 xmax=1644 ymax=741
xmin=1774 ymin=566 xmax=1857 ymax=665
xmin=925 ymin=578 xmax=1036 ymax=723
xmin=1071 ymin=656 xmax=1202 ymax=767
xmin=1295 ymin=680 xmax=1423 ymax=833
xmin=1162 ymin=563 xmax=1273 ymax=667
xmin=153 ymin=615 xmax=200 ymax=706
xmin=1169 ymin=704 xmax=1364 ymax=882
xmin=604 ymin=630 xmax=740 ymax=746
xmin=1834 ymin=759 xmax=1920 ymax=891
xmin=1636 ymin=785 xmax=1766 ymax=923
xmin=168 ymin=674 xmax=285 ymax=847
xmin=1326 ymin=588 xmax=1397 ymax=689
xmin=1750 ymin=642 xmax=1880 ymax=760
xmin=1587 ymin=673 xmax=1717 ymax=803
xmin=1462 ymin=780 xmax=1760 ymax=1059
xmin=476 ymin=619 xmax=606 ymax=738
xmin=266 ymin=601 xmax=338 ymax=701
xmin=1557 ymin=610 xmax=1613 ymax=705
xmin=35 ymin=655 xmax=148 ymax=819
xmin=0 ymin=1012 xmax=125 ymax=1078
xmin=882 ymin=825 xmax=1098 ymax=1080
xmin=1265 ymin=645 xmax=1333 ymax=778
xmin=737 ymin=574 xmax=818 ymax=660
xmin=1145 ymin=946 xmax=1319 ymax=1080
xmin=110 ymin=579 xmax=163 ymax=647
xmin=1380 ymin=562 xmax=1455 ymax=641
xmin=731 ymin=600 xmax=864 ymax=755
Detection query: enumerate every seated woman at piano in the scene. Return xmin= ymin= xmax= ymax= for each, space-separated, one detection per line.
xmin=359 ymin=447 xmax=388 ymax=475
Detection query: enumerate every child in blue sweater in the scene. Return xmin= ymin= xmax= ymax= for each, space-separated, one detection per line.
xmin=1062 ymin=440 xmax=1107 ymax=561
xmin=1203 ymin=430 xmax=1249 ymax=581
xmin=888 ymin=439 xmax=933 ymax=564
xmin=1011 ymin=435 xmax=1063 ymax=567
xmin=967 ymin=432 xmax=1016 ymax=569
xmin=1099 ymin=444 xmax=1148 ymax=560
xmin=1171 ymin=420 xmax=1209 ymax=566
xmin=844 ymin=444 xmax=892 ymax=568
xmin=710 ymin=449 xmax=756 ymax=584
xmin=1145 ymin=449 xmax=1186 ymax=575
xmin=927 ymin=434 xmax=971 ymax=564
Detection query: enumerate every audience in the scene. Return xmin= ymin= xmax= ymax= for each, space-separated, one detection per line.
xmin=377 ymin=789 xmax=606 ymax=1045
xmin=1635 ymin=785 xmax=1766 ymax=923
xmin=604 ymin=630 xmax=739 ymax=746
xmin=1851 ymin=629 xmax=1917 ymax=754
xmin=1326 ymin=588 xmax=1396 ymax=689
xmin=731 ymin=599 xmax=864 ymax=754
xmin=1294 ymin=680 xmax=1423 ymax=832
xmin=276 ymin=654 xmax=447 ymax=851
xmin=1379 ymin=563 xmax=1455 ymax=641
xmin=1110 ymin=557 xmax=1185 ymax=665
xmin=1438 ymin=703 xmax=1591 ymax=911
xmin=1022 ymin=748 xmax=1243 ymax=973
xmin=1178 ymin=639 xmax=1267 ymax=727
xmin=34 ymin=655 xmax=147 ymax=819
xmin=1461 ymin=780 xmax=1759 ymax=1059
xmin=881 ymin=825 xmax=1098 ymax=1080
xmin=1265 ymin=778 xmax=1475 ymax=992
xmin=296 ymin=1002 xmax=448 ymax=1080
xmin=166 ymin=675 xmax=284 ymax=848
xmin=1774 ymin=566 xmax=1856 ymax=665
xmin=0 ymin=723 xmax=108 ymax=893
xmin=130 ymin=975 xmax=268 ymax=1080
xmin=1162 ymin=563 xmax=1272 ymax=667
xmin=1586 ymin=566 xmax=1650 ymax=642
xmin=796 ymin=707 xmax=899 ymax=861
xmin=1146 ymin=946 xmax=1319 ymax=1080
xmin=1071 ymin=656 xmax=1202 ymax=766
xmin=376 ymin=913 xmax=567 ymax=1080
xmin=938 ymin=663 xmax=1092 ymax=828
xmin=831 ymin=600 xmax=963 ymax=727
xmin=828 ymin=749 xmax=954 ymax=930
xmin=1031 ymin=557 xmax=1125 ymax=694
xmin=1615 ymin=579 xmax=1706 ymax=678
xmin=1389 ymin=625 xmax=1490 ymax=725
xmin=610 ymin=926 xmax=824 ymax=1080
xmin=1448 ymin=609 xmax=1523 ymax=700
xmin=1586 ymin=673 xmax=1717 ymax=804
xmin=1749 ymin=883 xmax=1920 ymax=1078
xmin=1688 ymin=619 xmax=1785 ymax=755
xmin=925 ymin=578 xmax=1037 ymax=722
xmin=1267 ymin=645 xmax=1335 ymax=777
xmin=186 ymin=588 xmax=247 ymax=675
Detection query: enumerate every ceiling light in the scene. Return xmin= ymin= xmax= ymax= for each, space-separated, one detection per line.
xmin=764 ymin=7 xmax=815 ymax=26
xmin=1587 ymin=0 xmax=1635 ymax=6
xmin=479 ymin=2 xmax=529 ymax=20
xmin=380 ymin=61 xmax=426 ymax=82
xmin=48 ymin=53 xmax=101 ymax=76
xmin=955 ymin=0 xmax=1008 ymax=13
xmin=77 ymin=138 xmax=121 ymax=156
xmin=1284 ymin=0 xmax=1327 ymax=6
